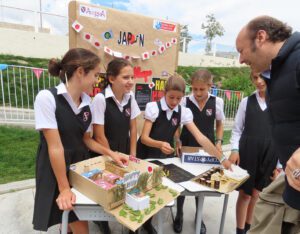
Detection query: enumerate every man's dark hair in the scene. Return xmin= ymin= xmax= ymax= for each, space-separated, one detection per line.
xmin=247 ymin=16 xmax=292 ymax=43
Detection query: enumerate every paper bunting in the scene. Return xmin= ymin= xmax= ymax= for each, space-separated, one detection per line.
xmin=158 ymin=45 xmax=166 ymax=54
xmin=33 ymin=68 xmax=43 ymax=79
xmin=225 ymin=90 xmax=231 ymax=100
xmin=165 ymin=42 xmax=171 ymax=48
xmin=148 ymin=82 xmax=155 ymax=89
xmin=235 ymin=91 xmax=241 ymax=100
xmin=171 ymin=38 xmax=177 ymax=44
xmin=113 ymin=51 xmax=123 ymax=58
xmin=123 ymin=55 xmax=131 ymax=60
xmin=72 ymin=20 xmax=83 ymax=32
xmin=0 ymin=64 xmax=8 ymax=70
xmin=104 ymin=46 xmax=113 ymax=56
xmin=83 ymin=33 xmax=93 ymax=43
xmin=151 ymin=50 xmax=157 ymax=56
xmin=142 ymin=52 xmax=150 ymax=60
xmin=92 ymin=39 xmax=101 ymax=49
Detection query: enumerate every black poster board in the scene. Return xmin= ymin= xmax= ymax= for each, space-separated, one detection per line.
xmin=135 ymin=83 xmax=152 ymax=111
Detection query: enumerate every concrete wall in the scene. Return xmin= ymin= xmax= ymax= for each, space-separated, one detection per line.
xmin=0 ymin=26 xmax=240 ymax=67
xmin=0 ymin=27 xmax=68 ymax=59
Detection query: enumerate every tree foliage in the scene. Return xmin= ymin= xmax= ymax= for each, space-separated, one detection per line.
xmin=201 ymin=14 xmax=225 ymax=54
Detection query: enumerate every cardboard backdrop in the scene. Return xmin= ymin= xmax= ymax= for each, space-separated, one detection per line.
xmin=68 ymin=1 xmax=180 ymax=93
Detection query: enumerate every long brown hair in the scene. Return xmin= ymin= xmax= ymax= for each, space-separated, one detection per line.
xmin=48 ymin=48 xmax=100 ymax=83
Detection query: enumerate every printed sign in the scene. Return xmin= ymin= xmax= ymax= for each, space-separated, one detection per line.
xmin=123 ymin=171 xmax=140 ymax=190
xmin=135 ymin=83 xmax=152 ymax=111
xmin=182 ymin=154 xmax=220 ymax=164
xmin=79 ymin=4 xmax=107 ymax=20
xmin=152 ymin=78 xmax=166 ymax=101
xmin=153 ymin=20 xmax=177 ymax=32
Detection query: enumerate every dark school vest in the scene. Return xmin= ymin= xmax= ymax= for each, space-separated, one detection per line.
xmin=240 ymin=94 xmax=272 ymax=141
xmin=180 ymin=96 xmax=216 ymax=146
xmin=137 ymin=101 xmax=181 ymax=159
xmin=104 ymin=90 xmax=131 ymax=154
xmin=33 ymin=88 xmax=91 ymax=231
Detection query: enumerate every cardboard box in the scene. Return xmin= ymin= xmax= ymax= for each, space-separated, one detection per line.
xmin=69 ymin=155 xmax=163 ymax=210
xmin=181 ymin=146 xmax=220 ymax=164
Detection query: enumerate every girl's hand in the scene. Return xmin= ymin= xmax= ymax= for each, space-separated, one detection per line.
xmin=160 ymin=142 xmax=174 ymax=155
xmin=110 ymin=151 xmax=129 ymax=167
xmin=222 ymin=159 xmax=232 ymax=170
xmin=56 ymin=188 xmax=76 ymax=211
xmin=229 ymin=152 xmax=240 ymax=165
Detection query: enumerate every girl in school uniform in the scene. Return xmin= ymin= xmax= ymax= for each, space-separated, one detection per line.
xmin=32 ymin=48 xmax=128 ymax=233
xmin=91 ymin=58 xmax=141 ymax=233
xmin=174 ymin=69 xmax=226 ymax=234
xmin=229 ymin=73 xmax=277 ymax=234
xmin=136 ymin=75 xmax=231 ymax=234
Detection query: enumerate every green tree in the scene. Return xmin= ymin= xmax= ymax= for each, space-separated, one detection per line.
xmin=201 ymin=14 xmax=225 ymax=55
xmin=180 ymin=24 xmax=192 ymax=53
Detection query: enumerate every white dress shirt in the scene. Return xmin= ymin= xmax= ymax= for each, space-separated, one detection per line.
xmin=34 ymin=83 xmax=92 ymax=132
xmin=181 ymin=93 xmax=225 ymax=121
xmin=92 ymin=85 xmax=141 ymax=125
xmin=230 ymin=91 xmax=267 ymax=150
xmin=144 ymin=97 xmax=193 ymax=125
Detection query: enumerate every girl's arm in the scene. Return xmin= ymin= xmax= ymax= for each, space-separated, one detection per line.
xmin=215 ymin=120 xmax=224 ymax=152
xmin=93 ymin=124 xmax=110 ymax=148
xmin=83 ymin=133 xmax=128 ymax=166
xmin=129 ymin=118 xmax=137 ymax=156
xmin=140 ymin=119 xmax=174 ymax=154
xmin=43 ymin=129 xmax=75 ymax=211
xmin=185 ymin=122 xmax=231 ymax=169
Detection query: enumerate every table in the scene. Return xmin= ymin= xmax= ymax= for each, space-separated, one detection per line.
xmin=151 ymin=157 xmax=229 ymax=234
xmin=62 ymin=158 xmax=229 ymax=234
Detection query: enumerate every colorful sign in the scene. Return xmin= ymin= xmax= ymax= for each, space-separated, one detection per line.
xmin=79 ymin=4 xmax=107 ymax=20
xmin=151 ymin=78 xmax=166 ymax=101
xmin=153 ymin=20 xmax=177 ymax=32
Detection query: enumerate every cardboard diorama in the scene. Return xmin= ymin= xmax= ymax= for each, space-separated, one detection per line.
xmin=69 ymin=155 xmax=180 ymax=231
xmin=68 ymin=1 xmax=180 ymax=105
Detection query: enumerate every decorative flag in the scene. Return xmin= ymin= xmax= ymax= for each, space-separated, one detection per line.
xmin=123 ymin=55 xmax=131 ymax=60
xmin=225 ymin=90 xmax=231 ymax=100
xmin=166 ymin=42 xmax=171 ymax=48
xmin=102 ymin=29 xmax=113 ymax=40
xmin=158 ymin=45 xmax=166 ymax=54
xmin=92 ymin=39 xmax=101 ymax=49
xmin=72 ymin=20 xmax=83 ymax=32
xmin=148 ymin=82 xmax=155 ymax=89
xmin=104 ymin=46 xmax=113 ymax=56
xmin=0 ymin=64 xmax=8 ymax=70
xmin=141 ymin=52 xmax=150 ymax=60
xmin=83 ymin=33 xmax=93 ymax=43
xmin=113 ymin=51 xmax=123 ymax=58
xmin=171 ymin=38 xmax=177 ymax=44
xmin=151 ymin=50 xmax=157 ymax=56
xmin=211 ymin=88 xmax=218 ymax=96
xmin=235 ymin=91 xmax=241 ymax=100
xmin=33 ymin=68 xmax=43 ymax=79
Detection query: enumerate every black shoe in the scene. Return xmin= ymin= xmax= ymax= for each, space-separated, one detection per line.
xmin=200 ymin=221 xmax=206 ymax=234
xmin=173 ymin=213 xmax=183 ymax=233
xmin=94 ymin=221 xmax=111 ymax=234
xmin=143 ymin=221 xmax=157 ymax=234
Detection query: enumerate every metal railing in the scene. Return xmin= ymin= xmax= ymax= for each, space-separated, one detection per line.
xmin=0 ymin=65 xmax=243 ymax=128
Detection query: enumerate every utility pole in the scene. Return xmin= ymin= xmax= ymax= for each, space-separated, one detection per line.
xmin=39 ymin=0 xmax=42 ymax=30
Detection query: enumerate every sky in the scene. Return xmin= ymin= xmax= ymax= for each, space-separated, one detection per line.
xmin=1 ymin=0 xmax=299 ymax=53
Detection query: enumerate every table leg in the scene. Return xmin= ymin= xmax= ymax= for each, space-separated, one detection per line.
xmin=219 ymin=194 xmax=229 ymax=234
xmin=157 ymin=211 xmax=163 ymax=234
xmin=61 ymin=210 xmax=70 ymax=234
xmin=195 ymin=194 xmax=204 ymax=234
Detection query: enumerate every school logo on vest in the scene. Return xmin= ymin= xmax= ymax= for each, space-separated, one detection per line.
xmin=206 ymin=109 xmax=212 ymax=116
xmin=171 ymin=117 xmax=178 ymax=126
xmin=83 ymin=112 xmax=90 ymax=122
xmin=124 ymin=108 xmax=131 ymax=117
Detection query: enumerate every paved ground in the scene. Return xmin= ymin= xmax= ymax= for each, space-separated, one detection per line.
xmin=0 ymin=147 xmax=238 ymax=234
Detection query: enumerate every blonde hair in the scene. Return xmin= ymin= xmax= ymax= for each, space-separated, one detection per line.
xmin=191 ymin=69 xmax=213 ymax=84
xmin=165 ymin=74 xmax=186 ymax=93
